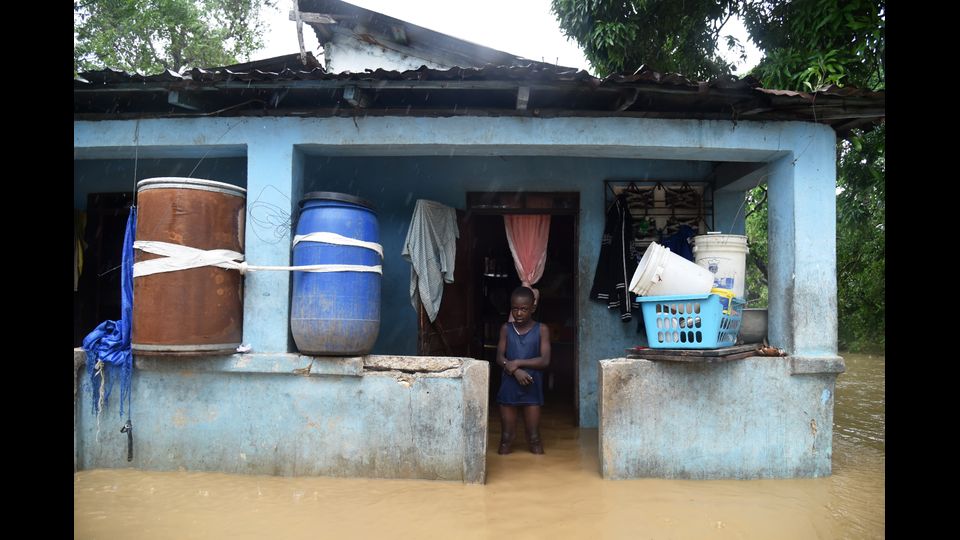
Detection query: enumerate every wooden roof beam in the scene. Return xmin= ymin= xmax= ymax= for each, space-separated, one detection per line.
xmin=516 ymin=86 xmax=530 ymax=110
xmin=288 ymin=10 xmax=338 ymax=24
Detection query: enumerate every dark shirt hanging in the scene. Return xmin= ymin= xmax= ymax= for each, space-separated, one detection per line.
xmin=660 ymin=224 xmax=698 ymax=262
xmin=589 ymin=193 xmax=638 ymax=322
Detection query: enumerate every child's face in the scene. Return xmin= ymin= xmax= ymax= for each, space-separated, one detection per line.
xmin=510 ymin=296 xmax=535 ymax=325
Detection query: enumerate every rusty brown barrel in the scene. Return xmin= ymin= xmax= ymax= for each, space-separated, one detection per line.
xmin=132 ymin=177 xmax=246 ymax=355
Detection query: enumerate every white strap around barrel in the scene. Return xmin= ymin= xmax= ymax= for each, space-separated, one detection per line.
xmin=133 ymin=240 xmax=382 ymax=277
xmin=133 ymin=241 xmax=243 ymax=277
xmin=293 ymin=232 xmax=383 ymax=258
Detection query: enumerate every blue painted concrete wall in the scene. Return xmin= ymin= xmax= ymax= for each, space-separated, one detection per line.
xmin=304 ymin=155 xmax=714 ymax=427
xmin=74 ymin=116 xmax=836 ymax=428
xmin=303 ymin=155 xmax=711 ymax=353
xmin=75 ymin=351 xmax=490 ymax=483
xmin=599 ymin=356 xmax=844 ymax=479
xmin=713 ymin=190 xmax=748 ymax=236
xmin=73 ymin=158 xmax=246 ymax=209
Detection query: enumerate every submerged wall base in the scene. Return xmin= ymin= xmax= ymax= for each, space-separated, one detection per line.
xmin=74 ymin=350 xmax=489 ymax=483
xmin=599 ymin=356 xmax=843 ymax=480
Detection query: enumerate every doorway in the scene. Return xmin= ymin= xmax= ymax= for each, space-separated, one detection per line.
xmin=415 ymin=191 xmax=580 ymax=424
xmin=468 ymin=192 xmax=579 ymax=426
xmin=472 ymin=213 xmax=578 ymax=418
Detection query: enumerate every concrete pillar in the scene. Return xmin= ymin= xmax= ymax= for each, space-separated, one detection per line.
xmin=766 ymin=125 xmax=838 ymax=356
xmin=242 ymin=143 xmax=298 ymax=353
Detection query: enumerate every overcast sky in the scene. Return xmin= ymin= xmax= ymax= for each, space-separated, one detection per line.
xmin=252 ymin=1 xmax=762 ymax=76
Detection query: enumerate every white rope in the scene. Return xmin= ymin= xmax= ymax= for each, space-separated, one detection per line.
xmin=293 ymin=231 xmax=384 ymax=257
xmin=95 ymin=359 xmax=105 ymax=431
xmin=133 ymin=241 xmax=244 ymax=277
xmin=133 ymin=240 xmax=383 ymax=277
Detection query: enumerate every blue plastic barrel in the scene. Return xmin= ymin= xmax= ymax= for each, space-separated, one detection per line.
xmin=291 ymin=192 xmax=381 ymax=355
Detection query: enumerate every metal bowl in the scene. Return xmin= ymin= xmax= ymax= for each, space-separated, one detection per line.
xmin=740 ymin=308 xmax=768 ymax=344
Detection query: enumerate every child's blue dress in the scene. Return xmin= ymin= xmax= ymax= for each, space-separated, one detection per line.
xmin=496 ymin=321 xmax=544 ymax=406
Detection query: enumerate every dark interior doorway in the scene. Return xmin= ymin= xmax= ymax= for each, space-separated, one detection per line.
xmin=74 ymin=192 xmax=134 ymax=347
xmin=472 ymin=213 xmax=578 ymax=420
xmin=414 ymin=192 xmax=580 ymax=424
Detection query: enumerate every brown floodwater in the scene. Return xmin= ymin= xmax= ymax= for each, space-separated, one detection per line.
xmin=75 ymin=353 xmax=884 ymax=539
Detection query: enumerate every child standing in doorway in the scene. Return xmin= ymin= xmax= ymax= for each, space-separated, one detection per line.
xmin=495 ymin=286 xmax=551 ymax=454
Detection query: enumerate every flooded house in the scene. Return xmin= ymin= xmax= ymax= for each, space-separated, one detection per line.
xmin=73 ymin=0 xmax=885 ymax=483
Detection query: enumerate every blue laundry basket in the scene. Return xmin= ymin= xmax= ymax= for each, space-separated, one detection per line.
xmin=636 ymin=293 xmax=745 ymax=349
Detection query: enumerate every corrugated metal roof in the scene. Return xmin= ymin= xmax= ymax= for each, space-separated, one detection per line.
xmin=74 ymin=55 xmax=884 ymax=135
xmin=756 ymin=84 xmax=883 ymax=99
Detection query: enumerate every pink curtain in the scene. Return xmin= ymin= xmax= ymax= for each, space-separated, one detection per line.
xmin=503 ymin=214 xmax=551 ymax=305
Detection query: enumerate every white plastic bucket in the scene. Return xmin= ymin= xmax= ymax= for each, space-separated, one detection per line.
xmin=692 ymin=233 xmax=749 ymax=299
xmin=628 ymin=242 xmax=715 ymax=297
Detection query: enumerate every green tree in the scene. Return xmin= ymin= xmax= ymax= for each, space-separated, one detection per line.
xmin=742 ymin=0 xmax=884 ymax=92
xmin=551 ymin=0 xmax=884 ymax=88
xmin=551 ymin=0 xmax=741 ymax=79
xmin=835 ymin=123 xmax=884 ymax=353
xmin=552 ymin=0 xmax=885 ymax=352
xmin=74 ymin=0 xmax=278 ymax=74
xmin=744 ymin=184 xmax=768 ymax=308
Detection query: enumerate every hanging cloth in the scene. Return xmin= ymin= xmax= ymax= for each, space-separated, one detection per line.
xmin=401 ymin=199 xmax=459 ymax=322
xmin=589 ymin=193 xmax=637 ymax=321
xmin=660 ymin=224 xmax=698 ymax=262
xmin=82 ymin=206 xmax=136 ymax=417
xmin=503 ymin=214 xmax=550 ymax=288
xmin=503 ymin=214 xmax=550 ymax=309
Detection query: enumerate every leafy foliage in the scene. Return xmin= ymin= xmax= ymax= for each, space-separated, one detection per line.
xmin=835 ymin=123 xmax=885 ymax=352
xmin=74 ymin=0 xmax=277 ymax=74
xmin=744 ymin=184 xmax=769 ymax=308
xmin=551 ymin=0 xmax=885 ymax=90
xmin=743 ymin=0 xmax=885 ymax=92
xmin=550 ymin=0 xmax=742 ymax=79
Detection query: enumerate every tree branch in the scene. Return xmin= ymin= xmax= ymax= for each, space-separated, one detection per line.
xmin=744 ymin=185 xmax=768 ymax=220
xmin=748 ymin=252 xmax=768 ymax=283
xmin=712 ymin=12 xmax=735 ymax=41
xmin=145 ymin=36 xmax=169 ymax=71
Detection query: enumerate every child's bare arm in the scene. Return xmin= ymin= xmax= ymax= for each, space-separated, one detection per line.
xmin=495 ymin=324 xmax=514 ymax=373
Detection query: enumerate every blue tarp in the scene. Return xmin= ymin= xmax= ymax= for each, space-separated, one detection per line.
xmin=82 ymin=206 xmax=136 ymax=417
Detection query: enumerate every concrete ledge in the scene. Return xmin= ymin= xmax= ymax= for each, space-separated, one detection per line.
xmin=75 ymin=351 xmax=489 ymax=483
xmin=461 ymin=360 xmax=490 ymax=484
xmin=363 ymin=355 xmax=464 ymax=376
xmin=599 ymin=356 xmax=839 ymax=480
xmin=134 ymin=353 xmax=364 ymax=377
xmin=789 ymin=355 xmax=846 ymax=375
